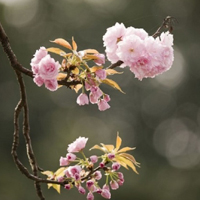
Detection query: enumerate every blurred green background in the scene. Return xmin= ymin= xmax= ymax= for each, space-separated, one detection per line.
xmin=1 ymin=0 xmax=200 ymax=200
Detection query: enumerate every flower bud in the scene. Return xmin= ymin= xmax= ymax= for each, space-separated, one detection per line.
xmin=87 ymin=192 xmax=94 ymax=200
xmin=107 ymin=153 xmax=115 ymax=160
xmin=110 ymin=180 xmax=119 ymax=190
xmin=90 ymin=155 xmax=98 ymax=163
xmin=112 ymin=162 xmax=121 ymax=171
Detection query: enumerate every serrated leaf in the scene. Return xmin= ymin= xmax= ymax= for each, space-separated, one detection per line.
xmin=100 ymin=143 xmax=113 ymax=152
xmin=105 ymin=69 xmax=123 ymax=75
xmin=119 ymin=153 xmax=138 ymax=165
xmin=115 ymin=132 xmax=122 ymax=151
xmin=84 ymin=55 xmax=99 ymax=60
xmin=50 ymin=38 xmax=72 ymax=50
xmin=55 ymin=167 xmax=66 ymax=177
xmin=47 ymin=48 xmax=67 ymax=57
xmin=90 ymin=66 xmax=103 ymax=72
xmin=41 ymin=170 xmax=54 ymax=177
xmin=72 ymin=37 xmax=77 ymax=51
xmin=117 ymin=147 xmax=136 ymax=153
xmin=84 ymin=49 xmax=99 ymax=54
xmin=102 ymin=78 xmax=125 ymax=94
xmin=52 ymin=184 xmax=61 ymax=193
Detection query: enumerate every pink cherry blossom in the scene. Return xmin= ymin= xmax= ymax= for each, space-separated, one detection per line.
xmin=103 ymin=22 xmax=126 ymax=63
xmin=94 ymin=54 xmax=105 ymax=66
xmin=117 ymin=178 xmax=124 ymax=186
xmin=30 ymin=47 xmax=47 ymax=74
xmin=90 ymin=155 xmax=98 ymax=163
xmin=77 ymin=93 xmax=89 ymax=106
xmin=110 ymin=180 xmax=119 ymax=190
xmin=67 ymin=137 xmax=88 ymax=153
xmin=101 ymin=189 xmax=111 ymax=199
xmin=66 ymin=153 xmax=76 ymax=161
xmin=97 ymin=99 xmax=110 ymax=111
xmin=44 ymin=79 xmax=58 ymax=91
xmin=116 ymin=35 xmax=145 ymax=67
xmin=86 ymin=180 xmax=94 ymax=189
xmin=125 ymin=27 xmax=148 ymax=40
xmin=112 ymin=162 xmax=121 ymax=171
xmin=95 ymin=69 xmax=107 ymax=80
xmin=107 ymin=153 xmax=115 ymax=160
xmin=38 ymin=54 xmax=60 ymax=80
xmin=94 ymin=170 xmax=102 ymax=180
xmin=87 ymin=192 xmax=94 ymax=200
xmin=64 ymin=184 xmax=71 ymax=190
xmin=78 ymin=186 xmax=86 ymax=195
xmin=33 ymin=75 xmax=44 ymax=87
xmin=103 ymin=94 xmax=110 ymax=102
xmin=89 ymin=86 xmax=103 ymax=104
xmin=59 ymin=156 xmax=69 ymax=166
xmin=57 ymin=176 xmax=64 ymax=182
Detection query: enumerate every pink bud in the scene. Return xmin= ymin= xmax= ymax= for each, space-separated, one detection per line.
xmin=94 ymin=170 xmax=102 ymax=180
xmin=117 ymin=172 xmax=124 ymax=180
xmin=117 ymin=178 xmax=124 ymax=186
xmin=64 ymin=184 xmax=71 ymax=190
xmin=98 ymin=99 xmax=110 ymax=111
xmin=103 ymin=94 xmax=111 ymax=102
xmin=102 ymin=184 xmax=110 ymax=191
xmin=77 ymin=93 xmax=89 ymax=106
xmin=78 ymin=186 xmax=86 ymax=195
xmin=86 ymin=180 xmax=94 ymax=189
xmin=90 ymin=155 xmax=98 ymax=163
xmin=110 ymin=180 xmax=119 ymax=190
xmin=94 ymin=54 xmax=105 ymax=66
xmin=112 ymin=162 xmax=121 ymax=171
xmin=87 ymin=192 xmax=94 ymax=200
xmin=101 ymin=189 xmax=111 ymax=199
xmin=66 ymin=153 xmax=76 ymax=161
xmin=59 ymin=157 xmax=69 ymax=166
xmin=57 ymin=176 xmax=64 ymax=182
xmin=33 ymin=75 xmax=44 ymax=87
xmin=95 ymin=69 xmax=107 ymax=80
xmin=99 ymin=162 xmax=105 ymax=168
xmin=107 ymin=153 xmax=115 ymax=160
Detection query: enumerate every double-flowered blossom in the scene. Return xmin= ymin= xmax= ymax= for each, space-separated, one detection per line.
xmin=30 ymin=47 xmax=60 ymax=91
xmin=103 ymin=23 xmax=174 ymax=80
xmin=42 ymin=134 xmax=139 ymax=200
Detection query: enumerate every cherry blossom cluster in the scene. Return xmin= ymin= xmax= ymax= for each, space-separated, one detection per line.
xmin=103 ymin=22 xmax=174 ymax=80
xmin=42 ymin=135 xmax=139 ymax=200
xmin=30 ymin=47 xmax=60 ymax=91
xmin=30 ymin=22 xmax=174 ymax=111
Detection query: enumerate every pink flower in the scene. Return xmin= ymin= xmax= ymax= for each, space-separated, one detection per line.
xmin=94 ymin=171 xmax=102 ymax=180
xmin=103 ymin=184 xmax=110 ymax=191
xmin=95 ymin=69 xmax=107 ymax=80
xmin=125 ymin=27 xmax=148 ymax=40
xmin=110 ymin=180 xmax=119 ymax=190
xmin=101 ymin=189 xmax=111 ymax=199
xmin=67 ymin=137 xmax=88 ymax=153
xmin=103 ymin=22 xmax=126 ymax=50
xmin=65 ymin=165 xmax=82 ymax=179
xmin=117 ymin=172 xmax=124 ymax=180
xmin=66 ymin=153 xmax=76 ymax=161
xmin=94 ymin=54 xmax=105 ymax=66
xmin=116 ymin=35 xmax=145 ymax=67
xmin=107 ymin=153 xmax=115 ymax=160
xmin=112 ymin=162 xmax=121 ymax=171
xmin=103 ymin=22 xmax=126 ymax=63
xmin=86 ymin=180 xmax=94 ymax=189
xmin=59 ymin=156 xmax=69 ymax=166
xmin=87 ymin=192 xmax=94 ymax=200
xmin=89 ymin=86 xmax=103 ymax=104
xmin=57 ymin=176 xmax=64 ymax=182
xmin=77 ymin=93 xmax=89 ymax=105
xmin=33 ymin=75 xmax=44 ymax=87
xmin=78 ymin=186 xmax=86 ymax=195
xmin=103 ymin=94 xmax=110 ymax=102
xmin=97 ymin=99 xmax=110 ymax=111
xmin=44 ymin=79 xmax=58 ymax=91
xmin=117 ymin=178 xmax=124 ymax=186
xmin=30 ymin=47 xmax=47 ymax=74
xmin=99 ymin=162 xmax=105 ymax=168
xmin=64 ymin=184 xmax=71 ymax=190
xmin=38 ymin=54 xmax=60 ymax=80
xmin=90 ymin=155 xmax=98 ymax=163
